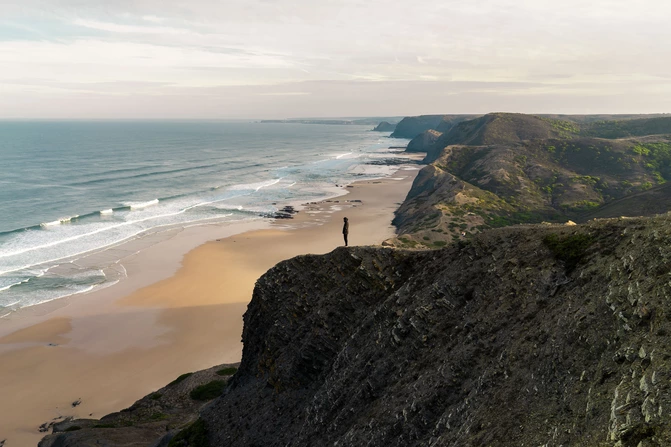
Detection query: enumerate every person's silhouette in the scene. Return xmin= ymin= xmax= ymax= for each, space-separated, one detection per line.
xmin=342 ymin=217 xmax=349 ymax=246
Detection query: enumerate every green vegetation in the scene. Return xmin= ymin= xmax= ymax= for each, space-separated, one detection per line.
xmin=190 ymin=380 xmax=226 ymax=401
xmin=169 ymin=419 xmax=210 ymax=447
xmin=631 ymin=142 xmax=671 ymax=181
xmin=64 ymin=426 xmax=82 ymax=432
xmin=150 ymin=412 xmax=168 ymax=421
xmin=216 ymin=367 xmax=238 ymax=376
xmin=633 ymin=145 xmax=651 ymax=156
xmin=562 ymin=200 xmax=601 ymax=212
xmin=571 ymin=175 xmax=600 ymax=186
xmin=543 ymin=233 xmax=595 ymax=272
xmin=582 ymin=117 xmax=671 ymax=139
xmin=149 ymin=392 xmax=162 ymax=400
xmin=168 ymin=373 xmax=193 ymax=387
xmin=539 ymin=117 xmax=580 ymax=138
xmin=433 ymin=241 xmax=447 ymax=247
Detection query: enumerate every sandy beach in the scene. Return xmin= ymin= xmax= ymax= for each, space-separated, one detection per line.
xmin=0 ymin=165 xmax=420 ymax=446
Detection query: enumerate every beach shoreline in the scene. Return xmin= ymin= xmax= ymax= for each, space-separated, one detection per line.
xmin=0 ymin=160 xmax=421 ymax=446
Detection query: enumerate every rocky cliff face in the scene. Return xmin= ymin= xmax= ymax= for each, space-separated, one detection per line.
xmin=406 ymin=129 xmax=442 ymax=152
xmin=196 ymin=216 xmax=671 ymax=447
xmin=37 ymin=218 xmax=671 ymax=447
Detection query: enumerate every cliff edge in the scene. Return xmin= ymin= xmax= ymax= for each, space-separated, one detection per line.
xmin=197 ymin=216 xmax=671 ymax=447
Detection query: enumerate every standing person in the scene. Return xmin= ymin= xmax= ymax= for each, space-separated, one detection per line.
xmin=342 ymin=217 xmax=349 ymax=246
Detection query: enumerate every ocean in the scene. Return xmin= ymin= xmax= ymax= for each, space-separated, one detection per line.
xmin=0 ymin=121 xmax=408 ymax=315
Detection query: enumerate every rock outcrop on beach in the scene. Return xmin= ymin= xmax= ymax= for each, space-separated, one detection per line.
xmin=186 ymin=217 xmax=671 ymax=446
xmin=38 ymin=364 xmax=238 ymax=447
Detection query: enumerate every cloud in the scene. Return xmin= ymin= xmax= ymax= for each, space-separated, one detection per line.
xmin=72 ymin=18 xmax=193 ymax=35
xmin=257 ymin=91 xmax=310 ymax=96
xmin=1 ymin=0 xmax=670 ymax=117
xmin=141 ymin=15 xmax=165 ymax=23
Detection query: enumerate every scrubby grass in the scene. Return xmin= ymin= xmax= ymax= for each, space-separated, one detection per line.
xmin=189 ymin=380 xmax=226 ymax=401
xmin=149 ymin=392 xmax=162 ymax=400
xmin=168 ymin=373 xmax=193 ymax=387
xmin=64 ymin=426 xmax=82 ymax=432
xmin=169 ymin=419 xmax=209 ymax=447
xmin=543 ymin=233 xmax=595 ymax=272
xmin=216 ymin=367 xmax=238 ymax=376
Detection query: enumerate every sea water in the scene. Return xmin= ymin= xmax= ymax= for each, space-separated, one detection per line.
xmin=0 ymin=121 xmax=408 ymax=314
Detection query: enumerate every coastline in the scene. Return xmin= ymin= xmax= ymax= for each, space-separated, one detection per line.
xmin=0 ymin=162 xmax=420 ymax=446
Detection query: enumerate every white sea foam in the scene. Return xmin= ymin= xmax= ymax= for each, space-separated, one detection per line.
xmin=0 ymin=207 xmax=244 ymax=277
xmin=335 ymin=152 xmax=353 ymax=159
xmin=40 ymin=215 xmax=79 ymax=227
xmin=0 ymin=278 xmax=29 ymax=292
xmin=100 ymin=209 xmax=114 ymax=215
xmin=127 ymin=199 xmax=159 ymax=210
xmin=228 ymin=178 xmax=282 ymax=192
xmin=40 ymin=220 xmax=61 ymax=227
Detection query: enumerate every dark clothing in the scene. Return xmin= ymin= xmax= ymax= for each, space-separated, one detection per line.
xmin=343 ymin=220 xmax=349 ymax=246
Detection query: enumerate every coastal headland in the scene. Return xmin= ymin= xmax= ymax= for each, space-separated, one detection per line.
xmin=0 ymin=162 xmax=421 ymax=446
xmin=16 ymin=112 xmax=671 ymax=446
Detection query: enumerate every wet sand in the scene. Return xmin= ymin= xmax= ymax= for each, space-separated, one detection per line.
xmin=0 ymin=166 xmax=419 ymax=446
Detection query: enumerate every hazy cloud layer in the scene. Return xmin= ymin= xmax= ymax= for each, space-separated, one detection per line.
xmin=1 ymin=0 xmax=670 ymax=118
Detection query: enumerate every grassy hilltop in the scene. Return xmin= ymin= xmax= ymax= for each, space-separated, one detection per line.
xmin=391 ymin=113 xmax=671 ymax=248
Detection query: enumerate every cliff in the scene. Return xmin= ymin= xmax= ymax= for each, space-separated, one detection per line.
xmin=390 ymin=115 xmax=476 ymax=139
xmin=373 ymin=121 xmax=397 ymax=132
xmin=386 ymin=113 xmax=671 ymax=249
xmin=424 ymin=113 xmax=573 ymax=162
xmin=406 ymin=129 xmax=442 ymax=152
xmin=37 ymin=219 xmax=671 ymax=447
xmin=199 ymin=217 xmax=671 ymax=446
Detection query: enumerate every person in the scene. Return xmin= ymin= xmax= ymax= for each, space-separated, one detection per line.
xmin=342 ymin=217 xmax=349 ymax=246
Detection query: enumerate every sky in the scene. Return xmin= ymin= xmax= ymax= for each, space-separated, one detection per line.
xmin=1 ymin=0 xmax=670 ymax=119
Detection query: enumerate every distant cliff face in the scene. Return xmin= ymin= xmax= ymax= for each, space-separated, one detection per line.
xmin=425 ymin=113 xmax=571 ymax=162
xmin=406 ymin=129 xmax=442 ymax=152
xmin=390 ymin=115 xmax=476 ymax=139
xmin=198 ymin=217 xmax=671 ymax=447
xmin=373 ymin=121 xmax=397 ymax=132
xmin=388 ymin=113 xmax=671 ymax=249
